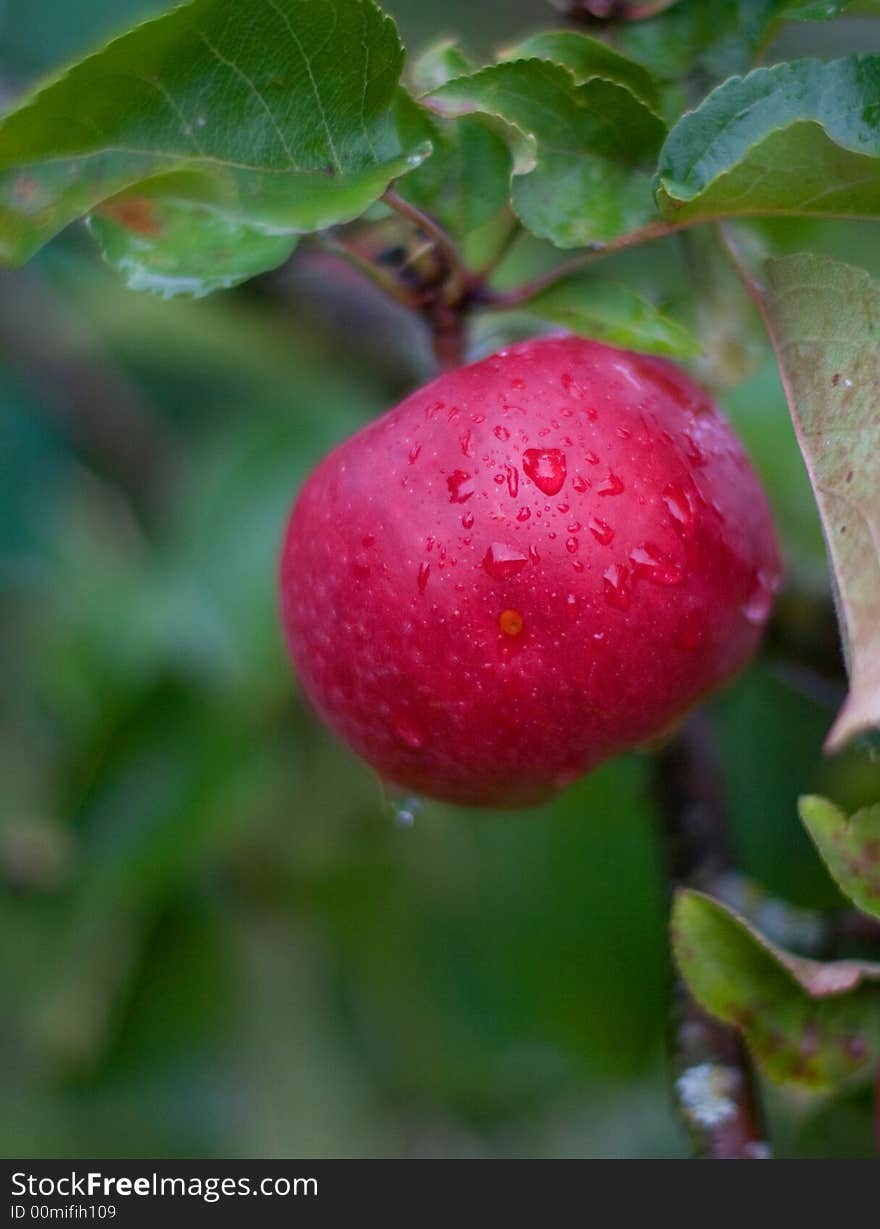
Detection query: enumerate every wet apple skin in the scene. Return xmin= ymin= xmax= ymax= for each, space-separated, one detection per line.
xmin=280 ymin=337 xmax=782 ymax=808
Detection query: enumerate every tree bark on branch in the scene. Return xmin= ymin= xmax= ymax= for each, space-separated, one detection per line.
xmin=654 ymin=715 xmax=772 ymax=1160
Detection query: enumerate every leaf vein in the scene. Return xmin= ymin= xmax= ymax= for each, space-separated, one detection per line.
xmin=196 ymin=27 xmax=299 ymax=170
xmin=264 ymin=0 xmax=343 ymax=173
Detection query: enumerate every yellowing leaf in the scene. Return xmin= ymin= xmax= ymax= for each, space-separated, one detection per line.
xmin=800 ymin=795 xmax=880 ymax=919
xmin=763 ymin=253 xmax=880 ymax=750
xmin=673 ymin=890 xmax=880 ymax=1089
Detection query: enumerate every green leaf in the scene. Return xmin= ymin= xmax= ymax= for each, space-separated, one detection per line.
xmin=428 ymin=60 xmax=666 ymax=248
xmin=673 ymin=890 xmax=880 ymax=1089
xmin=612 ymin=0 xmax=785 ymax=84
xmin=784 ymin=1 xmax=880 ymax=16
xmin=502 ymin=30 xmax=662 ymax=111
xmin=394 ymin=92 xmax=512 ymax=238
xmin=88 ymin=193 xmax=298 ymax=298
xmin=0 ymin=0 xmax=429 ymax=267
xmin=782 ymin=1 xmax=848 ymax=15
xmin=657 ymin=58 xmax=880 ymax=225
xmin=524 ymin=274 xmax=700 ymax=358
xmin=762 ymin=253 xmax=880 ymax=750
xmin=800 ymin=795 xmax=880 ymax=919
xmin=410 ymin=39 xmax=475 ymax=94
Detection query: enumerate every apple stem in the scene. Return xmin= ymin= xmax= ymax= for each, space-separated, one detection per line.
xmin=313 ymin=202 xmax=700 ymax=373
xmin=381 ymin=190 xmax=481 ymax=370
xmin=382 ymin=190 xmax=474 ymax=294
xmin=429 ymin=303 xmax=468 ymax=372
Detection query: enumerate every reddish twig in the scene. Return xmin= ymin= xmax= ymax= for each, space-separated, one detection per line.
xmin=482 ymin=219 xmax=692 ymax=311
xmin=382 ymin=190 xmax=475 ymax=297
xmin=380 ymin=190 xmax=479 ymax=371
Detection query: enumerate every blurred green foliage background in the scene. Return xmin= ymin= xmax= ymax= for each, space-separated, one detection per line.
xmin=2 ymin=0 xmax=880 ymax=1159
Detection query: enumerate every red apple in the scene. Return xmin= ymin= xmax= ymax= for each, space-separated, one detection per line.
xmin=280 ymin=337 xmax=781 ymax=807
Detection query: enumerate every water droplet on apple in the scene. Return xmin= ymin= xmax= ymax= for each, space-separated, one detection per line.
xmin=589 ymin=516 xmax=614 ymax=546
xmin=417 ymin=561 xmax=431 ymax=593
xmin=447 ymin=469 xmax=474 ymax=503
xmin=683 ymin=433 xmax=705 ymax=466
xmin=522 ymin=448 xmax=567 ymax=496
xmin=597 ymin=471 xmax=624 ymax=497
xmin=391 ymin=794 xmax=422 ymax=827
xmin=663 ymin=483 xmax=695 ymax=535
xmin=603 ymin=563 xmax=631 ymax=611
xmin=630 ymin=542 xmax=685 ymax=585
xmin=741 ymin=570 xmax=775 ymax=625
xmin=483 ymin=542 xmax=529 ymax=581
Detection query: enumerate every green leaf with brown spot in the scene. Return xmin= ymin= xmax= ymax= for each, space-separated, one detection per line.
xmin=0 ymin=0 xmax=429 ymax=270
xmin=800 ymin=795 xmax=880 ymax=919
xmin=88 ymin=192 xmax=298 ymax=298
xmin=762 ymin=253 xmax=880 ymax=751
xmin=673 ymin=889 xmax=880 ymax=1089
